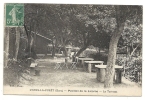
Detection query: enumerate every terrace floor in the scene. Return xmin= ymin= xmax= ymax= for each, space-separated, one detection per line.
xmin=29 ymin=57 xmax=141 ymax=89
xmin=3 ymin=55 xmax=142 ymax=95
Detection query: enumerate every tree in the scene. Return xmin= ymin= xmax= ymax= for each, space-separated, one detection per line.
xmin=14 ymin=27 xmax=21 ymax=61
xmin=122 ymin=22 xmax=142 ymax=57
xmin=4 ymin=27 xmax=10 ymax=68
xmin=24 ymin=4 xmax=52 ymax=59
xmin=104 ymin=5 xmax=142 ymax=88
xmin=70 ymin=15 xmax=97 ymax=57
xmin=70 ymin=5 xmax=116 ymax=57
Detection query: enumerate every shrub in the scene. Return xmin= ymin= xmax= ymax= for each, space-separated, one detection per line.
xmin=116 ymin=56 xmax=142 ymax=83
xmin=116 ymin=57 xmax=142 ymax=71
xmin=79 ymin=49 xmax=97 ymax=58
xmin=92 ymin=53 xmax=108 ymax=64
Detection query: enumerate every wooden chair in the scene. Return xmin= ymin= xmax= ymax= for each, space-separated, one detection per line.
xmin=71 ymin=62 xmax=77 ymax=69
xmin=70 ymin=56 xmax=78 ymax=69
xmin=54 ymin=62 xmax=62 ymax=69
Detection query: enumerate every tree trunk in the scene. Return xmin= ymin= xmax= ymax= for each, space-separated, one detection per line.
xmin=4 ymin=27 xmax=9 ymax=68
xmin=24 ymin=25 xmax=31 ymax=58
xmin=14 ymin=27 xmax=20 ymax=61
xmin=75 ymin=46 xmax=87 ymax=57
xmin=63 ymin=46 xmax=68 ymax=57
xmin=63 ymin=46 xmax=69 ymax=68
xmin=127 ymin=46 xmax=129 ymax=56
xmin=52 ymin=46 xmax=56 ymax=57
xmin=30 ymin=35 xmax=37 ymax=59
xmin=130 ymin=46 xmax=133 ymax=55
xmin=130 ymin=43 xmax=140 ymax=57
xmin=104 ymin=30 xmax=121 ymax=88
xmin=33 ymin=31 xmax=37 ymax=55
xmin=98 ymin=47 xmax=101 ymax=59
xmin=98 ymin=47 xmax=101 ymax=55
xmin=58 ymin=47 xmax=61 ymax=54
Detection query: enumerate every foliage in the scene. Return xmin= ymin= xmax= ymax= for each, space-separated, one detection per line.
xmin=4 ymin=57 xmax=34 ymax=86
xmin=116 ymin=56 xmax=142 ymax=82
xmin=5 ymin=4 xmax=143 ymax=86
xmin=90 ymin=53 xmax=108 ymax=64
xmin=80 ymin=49 xmax=108 ymax=64
xmin=80 ymin=49 xmax=97 ymax=57
xmin=121 ymin=22 xmax=142 ymax=57
xmin=122 ymin=22 xmax=142 ymax=45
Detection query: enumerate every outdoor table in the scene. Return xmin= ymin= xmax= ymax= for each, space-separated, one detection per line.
xmin=75 ymin=57 xmax=85 ymax=62
xmin=95 ymin=65 xmax=123 ymax=83
xmin=84 ymin=61 xmax=104 ymax=73
xmin=78 ymin=58 xmax=94 ymax=69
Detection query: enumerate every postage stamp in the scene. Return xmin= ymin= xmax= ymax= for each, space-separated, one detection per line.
xmin=5 ymin=3 xmax=24 ymax=26
xmin=3 ymin=3 xmax=142 ymax=96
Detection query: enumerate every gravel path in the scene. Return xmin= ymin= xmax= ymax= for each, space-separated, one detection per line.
xmin=29 ymin=58 xmax=141 ymax=90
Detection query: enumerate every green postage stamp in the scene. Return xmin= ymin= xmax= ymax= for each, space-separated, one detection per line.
xmin=5 ymin=3 xmax=24 ymax=26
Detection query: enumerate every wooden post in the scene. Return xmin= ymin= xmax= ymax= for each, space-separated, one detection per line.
xmin=96 ymin=63 xmax=103 ymax=81
xmin=114 ymin=69 xmax=122 ymax=83
xmin=35 ymin=70 xmax=40 ymax=76
xmin=65 ymin=57 xmax=69 ymax=68
xmin=100 ymin=68 xmax=106 ymax=82
xmin=97 ymin=63 xmax=104 ymax=82
xmin=82 ymin=60 xmax=85 ymax=70
xmin=88 ymin=63 xmax=92 ymax=73
xmin=78 ymin=59 xmax=81 ymax=68
xmin=96 ymin=68 xmax=100 ymax=81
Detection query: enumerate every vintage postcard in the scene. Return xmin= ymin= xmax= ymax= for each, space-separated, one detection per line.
xmin=3 ymin=3 xmax=142 ymax=96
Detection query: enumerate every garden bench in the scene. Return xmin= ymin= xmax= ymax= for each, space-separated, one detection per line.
xmin=30 ymin=63 xmax=38 ymax=75
xmin=95 ymin=65 xmax=123 ymax=83
xmin=30 ymin=63 xmax=38 ymax=68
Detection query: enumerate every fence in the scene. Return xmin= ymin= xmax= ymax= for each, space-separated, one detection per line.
xmin=116 ymin=56 xmax=142 ymax=84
